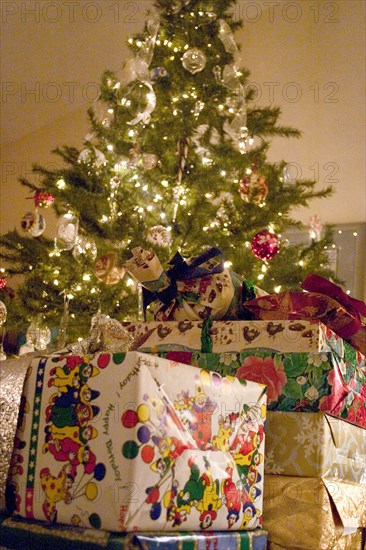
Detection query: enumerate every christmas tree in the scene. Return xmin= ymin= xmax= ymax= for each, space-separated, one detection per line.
xmin=0 ymin=0 xmax=335 ymax=349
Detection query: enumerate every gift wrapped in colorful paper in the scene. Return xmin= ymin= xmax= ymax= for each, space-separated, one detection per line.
xmin=6 ymin=351 xmax=267 ymax=532
xmin=155 ymin=349 xmax=366 ymax=429
xmin=0 ymin=512 xmax=269 ymax=550
xmin=122 ymin=318 xmax=345 ymax=356
xmin=124 ymin=247 xmax=261 ymax=321
xmin=243 ymin=274 xmax=366 ymax=355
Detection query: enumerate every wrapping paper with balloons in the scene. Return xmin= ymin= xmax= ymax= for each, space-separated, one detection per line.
xmin=6 ymin=351 xmax=266 ymax=532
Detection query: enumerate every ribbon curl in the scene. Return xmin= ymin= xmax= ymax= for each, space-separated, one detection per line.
xmin=120 ymin=10 xmax=160 ymax=125
xmin=217 ymin=19 xmax=248 ymax=151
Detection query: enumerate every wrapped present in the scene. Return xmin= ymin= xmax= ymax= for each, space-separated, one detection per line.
xmin=243 ymin=274 xmax=366 ymax=355
xmin=264 ymin=411 xmax=366 ymax=484
xmin=122 ymin=318 xmax=346 ymax=356
xmin=153 ymin=349 xmax=366 ymax=429
xmin=0 ymin=512 xmax=268 ymax=549
xmin=263 ymin=475 xmax=366 ymax=550
xmin=124 ymin=247 xmax=257 ymax=321
xmin=267 ymin=530 xmax=365 ymax=550
xmin=0 ymin=355 xmax=35 ymax=511
xmin=6 ymin=351 xmax=267 ymax=532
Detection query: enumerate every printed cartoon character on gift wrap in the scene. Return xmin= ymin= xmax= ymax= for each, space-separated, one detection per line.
xmin=241 ymin=500 xmax=262 ymax=529
xmin=196 ymin=468 xmax=222 ymax=529
xmin=143 ymin=385 xmax=187 ymax=440
xmin=166 ymin=455 xmax=211 ymax=526
xmin=37 ymin=355 xmax=108 ymax=524
xmin=40 ymin=463 xmax=74 ymax=522
xmin=174 ymin=372 xmax=218 ymax=450
xmin=221 ymin=463 xmax=243 ymax=528
xmin=48 ymin=357 xmax=100 ymax=392
xmin=230 ymin=403 xmax=265 ymax=482
xmin=212 ymin=412 xmax=239 ymax=452
xmin=151 ymin=434 xmax=191 ymax=467
xmin=45 ymin=387 xmax=100 ymax=429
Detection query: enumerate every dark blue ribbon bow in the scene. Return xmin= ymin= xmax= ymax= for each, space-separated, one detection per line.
xmin=142 ymin=247 xmax=225 ymax=316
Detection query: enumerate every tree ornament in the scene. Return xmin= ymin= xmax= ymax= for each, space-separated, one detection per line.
xmin=141 ymin=153 xmax=158 ymax=170
xmin=114 ymin=157 xmax=130 ymax=174
xmin=94 ymin=252 xmax=125 ymax=285
xmin=72 ymin=235 xmax=98 ymax=261
xmin=283 ymin=163 xmax=297 ymax=185
xmin=26 ymin=320 xmax=51 ymax=349
xmin=21 ymin=211 xmax=46 ymax=237
xmin=251 ymin=230 xmax=280 ymax=260
xmin=78 ymin=148 xmax=106 ymax=167
xmin=55 ymin=212 xmax=79 ymax=251
xmin=34 ymin=190 xmax=54 ymax=208
xmin=0 ymin=272 xmax=7 ymax=289
xmin=182 ymin=48 xmax=207 ymax=74
xmin=171 ymin=0 xmax=191 ymax=13
xmin=150 ymin=67 xmax=169 ymax=81
xmin=239 ymin=168 xmax=269 ymax=205
xmin=147 ymin=225 xmax=172 ymax=248
xmin=0 ymin=300 xmax=7 ymax=326
xmin=308 ymin=215 xmax=323 ymax=242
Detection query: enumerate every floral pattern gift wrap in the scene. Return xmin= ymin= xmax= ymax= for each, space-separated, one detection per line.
xmin=6 ymin=351 xmax=267 ymax=533
xmin=158 ymin=347 xmax=366 ymax=429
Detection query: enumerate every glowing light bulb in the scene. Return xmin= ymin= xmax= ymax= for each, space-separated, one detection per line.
xmin=56 ymin=178 xmax=66 ymax=189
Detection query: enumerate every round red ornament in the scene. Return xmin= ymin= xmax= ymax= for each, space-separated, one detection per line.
xmin=35 ymin=191 xmax=54 ymax=208
xmin=0 ymin=273 xmax=7 ymax=289
xmin=251 ymin=229 xmax=280 ymax=260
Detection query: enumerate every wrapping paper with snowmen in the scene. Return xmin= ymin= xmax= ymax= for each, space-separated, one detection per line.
xmin=6 ymin=351 xmax=266 ymax=532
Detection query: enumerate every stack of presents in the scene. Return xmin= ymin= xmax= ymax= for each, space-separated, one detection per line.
xmin=1 ymin=247 xmax=365 ymax=549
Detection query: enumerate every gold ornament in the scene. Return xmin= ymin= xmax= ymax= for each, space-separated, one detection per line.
xmin=94 ymin=252 xmax=125 ymax=285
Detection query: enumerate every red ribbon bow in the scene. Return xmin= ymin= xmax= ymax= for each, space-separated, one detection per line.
xmin=301 ymin=274 xmax=366 ymax=339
